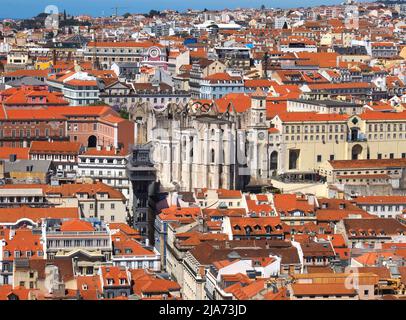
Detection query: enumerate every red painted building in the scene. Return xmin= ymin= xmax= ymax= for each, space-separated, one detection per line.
xmin=0 ymin=105 xmax=134 ymax=150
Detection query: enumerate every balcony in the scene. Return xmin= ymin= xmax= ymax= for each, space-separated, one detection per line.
xmin=347 ymin=137 xmax=367 ymax=143
xmin=347 ymin=131 xmax=367 ymax=143
xmin=47 ymin=231 xmax=110 ymax=237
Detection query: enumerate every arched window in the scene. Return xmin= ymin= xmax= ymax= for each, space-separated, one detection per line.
xmin=259 ymin=112 xmax=264 ymax=123
xmin=210 ymin=149 xmax=215 ymax=163
xmin=245 ymin=226 xmax=252 ymax=235
xmin=270 ymin=151 xmax=278 ymax=170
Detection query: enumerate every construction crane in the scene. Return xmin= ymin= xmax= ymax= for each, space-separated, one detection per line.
xmin=111 ymin=6 xmax=128 ymax=17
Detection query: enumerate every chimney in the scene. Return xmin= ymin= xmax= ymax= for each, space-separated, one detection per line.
xmin=307 ymin=194 xmax=315 ymax=206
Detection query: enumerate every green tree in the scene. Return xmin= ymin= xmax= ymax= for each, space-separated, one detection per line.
xmin=88 ymin=100 xmax=108 ymax=106
xmin=119 ymin=109 xmax=130 ymax=119
xmin=147 ymin=10 xmax=160 ymax=17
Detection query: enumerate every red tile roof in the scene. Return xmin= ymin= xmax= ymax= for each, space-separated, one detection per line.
xmin=87 ymin=41 xmax=161 ymax=48
xmin=329 ymin=158 xmax=406 ymax=169
xmin=0 ymin=285 xmax=31 ymax=300
xmin=0 ymin=206 xmax=79 ymax=225
xmin=204 ymin=72 xmax=242 ymax=83
xmin=100 ymin=266 xmax=130 ymax=287
xmin=131 ymin=269 xmax=180 ymax=298
xmin=291 ymin=283 xmax=357 ymax=296
xmin=1 ymin=228 xmax=43 ymax=261
xmin=0 ymin=147 xmax=29 ymax=160
xmin=4 ymin=69 xmax=49 ymax=78
xmin=273 ymin=194 xmax=315 ymax=213
xmin=29 ymin=141 xmax=82 ymax=154
xmin=215 ymin=93 xmax=251 ymax=113
xmin=353 ymin=196 xmax=406 ymax=205
xmin=0 ymin=182 xmax=126 ymax=200
xmin=77 ymin=275 xmax=101 ymax=300
xmin=276 ymin=112 xmax=349 ymax=123
xmin=361 ymin=111 xmax=406 ymax=120
xmin=112 ymin=231 xmax=156 ymax=256
xmin=60 ymin=219 xmax=95 ymax=232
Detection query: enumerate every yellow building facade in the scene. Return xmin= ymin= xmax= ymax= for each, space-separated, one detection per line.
xmin=270 ymin=111 xmax=406 ymax=174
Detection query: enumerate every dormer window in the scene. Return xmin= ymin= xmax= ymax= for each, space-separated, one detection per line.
xmin=82 ymin=284 xmax=88 ymax=290
xmin=107 ymin=278 xmax=114 ymax=285
xmin=233 ymin=225 xmax=241 ymax=231
xmin=119 ymin=278 xmax=126 ymax=285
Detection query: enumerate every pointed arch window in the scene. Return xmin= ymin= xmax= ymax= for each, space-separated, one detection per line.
xmin=259 ymin=112 xmax=264 ymax=123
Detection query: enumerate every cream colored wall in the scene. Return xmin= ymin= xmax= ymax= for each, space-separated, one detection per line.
xmin=181 ymin=263 xmax=198 ymax=300
xmin=355 ymin=119 xmax=406 ymax=160
xmin=338 ymin=55 xmax=371 ymax=63
xmin=13 ymin=270 xmax=38 ymax=290
xmin=270 ymin=179 xmax=329 ymax=197
xmin=274 ymin=117 xmax=406 ymax=175
xmin=46 ymin=196 xmax=127 ymax=223
xmin=320 ymin=33 xmax=333 ymax=46
xmin=203 ymin=61 xmax=226 ymax=77
xmin=276 ymin=119 xmax=349 ymax=173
